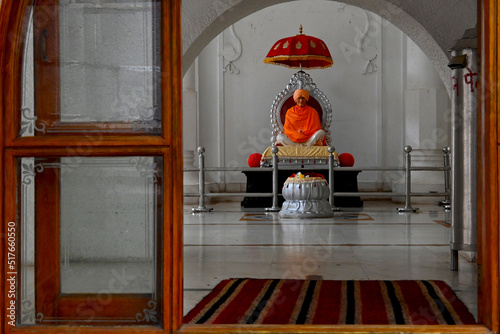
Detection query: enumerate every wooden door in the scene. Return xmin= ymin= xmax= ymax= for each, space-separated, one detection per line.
xmin=1 ymin=0 xmax=182 ymax=332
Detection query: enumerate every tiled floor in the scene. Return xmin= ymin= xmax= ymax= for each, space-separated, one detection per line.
xmin=183 ymin=200 xmax=477 ymax=320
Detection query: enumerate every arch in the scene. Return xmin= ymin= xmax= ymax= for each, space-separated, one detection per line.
xmin=181 ymin=0 xmax=477 ymax=95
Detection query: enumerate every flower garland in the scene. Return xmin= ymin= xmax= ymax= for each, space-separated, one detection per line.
xmin=290 ymin=172 xmax=325 ymax=179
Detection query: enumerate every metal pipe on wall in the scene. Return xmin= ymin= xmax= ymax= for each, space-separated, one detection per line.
xmin=448 ymin=28 xmax=478 ymax=271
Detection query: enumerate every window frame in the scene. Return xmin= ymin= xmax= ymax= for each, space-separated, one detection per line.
xmin=1 ymin=0 xmax=183 ymax=332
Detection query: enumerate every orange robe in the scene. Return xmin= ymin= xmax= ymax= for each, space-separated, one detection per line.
xmin=283 ymin=105 xmax=322 ymax=143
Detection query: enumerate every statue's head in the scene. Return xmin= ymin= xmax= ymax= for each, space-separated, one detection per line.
xmin=293 ymin=89 xmax=309 ymax=107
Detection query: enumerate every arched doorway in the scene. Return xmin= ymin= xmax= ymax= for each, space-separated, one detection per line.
xmin=0 ymin=0 xmax=497 ymax=333
xmin=181 ymin=0 xmax=476 ymax=326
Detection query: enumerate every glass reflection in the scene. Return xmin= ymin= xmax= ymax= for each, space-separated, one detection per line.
xmin=20 ymin=0 xmax=161 ymax=136
xmin=59 ymin=157 xmax=161 ymax=294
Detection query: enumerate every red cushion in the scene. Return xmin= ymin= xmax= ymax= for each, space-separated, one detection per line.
xmin=339 ymin=153 xmax=355 ymax=167
xmin=248 ymin=153 xmax=262 ymax=167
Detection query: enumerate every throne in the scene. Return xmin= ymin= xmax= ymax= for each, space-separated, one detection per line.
xmin=261 ymin=71 xmax=338 ymax=166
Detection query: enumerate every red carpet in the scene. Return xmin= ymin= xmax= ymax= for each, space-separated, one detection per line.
xmin=184 ymin=278 xmax=476 ymax=325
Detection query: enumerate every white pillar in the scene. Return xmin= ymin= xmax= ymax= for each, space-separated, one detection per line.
xmin=183 ymin=63 xmax=199 ymax=202
xmin=183 ymin=63 xmax=197 ymax=166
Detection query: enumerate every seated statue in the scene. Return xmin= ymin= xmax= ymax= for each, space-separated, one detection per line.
xmin=276 ymin=89 xmax=326 ymax=146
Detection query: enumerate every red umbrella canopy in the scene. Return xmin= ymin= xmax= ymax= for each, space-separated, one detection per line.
xmin=264 ymin=26 xmax=333 ymax=69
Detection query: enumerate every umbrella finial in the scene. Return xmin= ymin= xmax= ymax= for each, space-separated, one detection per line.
xmin=299 ymin=24 xmax=303 ymax=35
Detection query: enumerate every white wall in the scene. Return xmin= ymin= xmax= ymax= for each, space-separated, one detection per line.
xmin=191 ymin=1 xmax=450 ymax=192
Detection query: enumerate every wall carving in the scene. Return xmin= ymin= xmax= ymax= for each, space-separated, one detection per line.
xmin=222 ymin=24 xmax=242 ymax=74
xmin=338 ymin=5 xmax=378 ymax=75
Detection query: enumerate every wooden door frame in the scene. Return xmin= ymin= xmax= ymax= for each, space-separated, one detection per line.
xmin=0 ymin=0 xmax=497 ymax=333
xmin=477 ymin=0 xmax=500 ymax=332
xmin=0 ymin=0 xmax=182 ymax=333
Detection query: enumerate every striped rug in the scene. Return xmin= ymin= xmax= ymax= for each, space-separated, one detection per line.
xmin=183 ymin=278 xmax=476 ymax=325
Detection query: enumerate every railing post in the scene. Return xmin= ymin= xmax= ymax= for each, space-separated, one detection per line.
xmin=450 ymin=249 xmax=459 ymax=271
xmin=397 ymin=145 xmax=418 ymax=213
xmin=328 ymin=146 xmax=341 ymax=211
xmin=439 ymin=146 xmax=451 ymax=210
xmin=266 ymin=146 xmax=281 ymax=212
xmin=192 ymin=146 xmax=213 ymax=213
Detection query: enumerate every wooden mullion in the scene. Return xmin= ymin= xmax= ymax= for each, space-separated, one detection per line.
xmin=33 ymin=0 xmax=60 ymax=130
xmin=155 ymin=155 xmax=165 ymax=328
xmin=5 ymin=147 xmax=170 ymax=158
xmin=162 ymin=150 xmax=173 ymax=331
xmin=40 ymin=121 xmax=161 ymax=136
xmin=168 ymin=0 xmax=183 ymax=331
xmin=160 ymin=1 xmax=174 ymax=331
xmin=8 ymin=136 xmax=169 ymax=148
xmin=477 ymin=0 xmax=488 ymax=327
xmin=34 ymin=157 xmax=61 ymax=320
xmin=160 ymin=0 xmax=175 ymax=144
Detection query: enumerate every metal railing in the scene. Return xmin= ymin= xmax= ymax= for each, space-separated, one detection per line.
xmin=184 ymin=145 xmax=451 ymax=213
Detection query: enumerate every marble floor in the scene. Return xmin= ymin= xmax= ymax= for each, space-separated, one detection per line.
xmin=183 ymin=200 xmax=477 ymax=320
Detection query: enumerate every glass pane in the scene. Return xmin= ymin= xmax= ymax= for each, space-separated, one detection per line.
xmin=18 ymin=156 xmax=163 ymax=326
xmin=20 ymin=0 xmax=161 ymax=136
xmin=58 ymin=0 xmax=161 ymax=126
xmin=59 ymin=157 xmax=160 ymax=294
